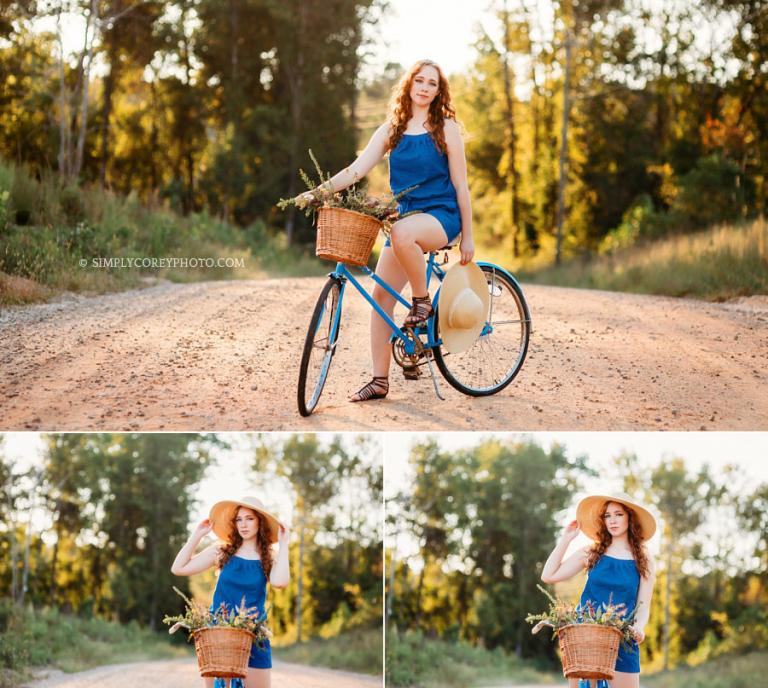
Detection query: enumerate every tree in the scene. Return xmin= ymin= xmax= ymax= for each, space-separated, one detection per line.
xmin=254 ymin=434 xmax=344 ymax=642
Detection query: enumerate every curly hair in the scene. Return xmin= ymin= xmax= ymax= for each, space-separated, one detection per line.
xmin=216 ymin=508 xmax=274 ymax=578
xmin=387 ymin=59 xmax=457 ymax=155
xmin=586 ymin=501 xmax=650 ymax=578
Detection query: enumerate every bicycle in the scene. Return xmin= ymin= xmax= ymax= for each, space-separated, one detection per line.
xmin=297 ymin=243 xmax=532 ymax=416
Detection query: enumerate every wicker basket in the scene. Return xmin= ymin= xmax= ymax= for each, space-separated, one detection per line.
xmin=558 ymin=623 xmax=622 ymax=680
xmin=193 ymin=627 xmax=255 ymax=678
xmin=316 ymin=207 xmax=383 ymax=266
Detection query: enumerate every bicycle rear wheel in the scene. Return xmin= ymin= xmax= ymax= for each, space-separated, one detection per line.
xmin=433 ymin=264 xmax=531 ymax=396
xmin=297 ymin=277 xmax=343 ymax=416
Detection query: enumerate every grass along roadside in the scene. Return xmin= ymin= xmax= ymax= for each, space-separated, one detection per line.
xmin=0 ymin=602 xmax=188 ymax=688
xmin=0 ymin=158 xmax=328 ymax=306
xmin=517 ymin=218 xmax=767 ymax=301
xmin=273 ymin=627 xmax=383 ymax=676
xmin=643 ymin=651 xmax=768 ymax=688
xmin=386 ymin=631 xmax=559 ymax=687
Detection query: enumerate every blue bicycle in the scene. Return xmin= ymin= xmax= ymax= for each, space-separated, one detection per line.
xmin=297 ymin=246 xmax=532 ymax=416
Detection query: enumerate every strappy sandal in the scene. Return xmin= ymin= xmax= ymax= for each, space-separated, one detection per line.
xmin=403 ymin=295 xmax=434 ymax=328
xmin=349 ymin=376 xmax=389 ymax=402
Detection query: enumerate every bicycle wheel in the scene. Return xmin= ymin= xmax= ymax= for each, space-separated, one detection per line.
xmin=297 ymin=277 xmax=343 ymax=416
xmin=433 ymin=263 xmax=531 ymax=396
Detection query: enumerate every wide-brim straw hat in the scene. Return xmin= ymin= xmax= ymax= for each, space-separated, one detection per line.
xmin=576 ymin=492 xmax=657 ymax=542
xmin=209 ymin=496 xmax=284 ymax=544
xmin=439 ymin=262 xmax=490 ymax=354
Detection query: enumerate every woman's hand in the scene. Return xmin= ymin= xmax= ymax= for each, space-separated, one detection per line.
xmin=277 ymin=525 xmax=290 ymax=548
xmin=459 ymin=234 xmax=475 ymax=265
xmin=560 ymin=519 xmax=580 ymax=544
xmin=630 ymin=625 xmax=646 ymax=644
xmin=192 ymin=518 xmax=212 ymax=541
xmin=295 ymin=191 xmax=319 ymax=209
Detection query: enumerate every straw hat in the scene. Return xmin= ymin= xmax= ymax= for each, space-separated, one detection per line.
xmin=438 ymin=262 xmax=490 ymax=354
xmin=209 ymin=496 xmax=284 ymax=544
xmin=576 ymin=492 xmax=657 ymax=541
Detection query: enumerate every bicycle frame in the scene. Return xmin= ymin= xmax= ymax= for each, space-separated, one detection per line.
xmin=327 ymin=252 xmax=448 ymax=357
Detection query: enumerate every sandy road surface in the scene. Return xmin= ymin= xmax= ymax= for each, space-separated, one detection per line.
xmin=30 ymin=658 xmax=380 ymax=688
xmin=1 ymin=277 xmax=766 ymax=431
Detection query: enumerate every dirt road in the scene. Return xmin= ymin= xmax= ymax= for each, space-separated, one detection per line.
xmin=2 ymin=277 xmax=766 ymax=431
xmin=31 ymin=658 xmax=380 ymax=688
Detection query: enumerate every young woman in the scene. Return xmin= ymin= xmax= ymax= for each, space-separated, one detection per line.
xmin=171 ymin=496 xmax=290 ymax=688
xmin=300 ymin=59 xmax=475 ymax=402
xmin=541 ymin=493 xmax=657 ymax=688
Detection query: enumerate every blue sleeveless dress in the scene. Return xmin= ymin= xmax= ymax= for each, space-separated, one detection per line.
xmin=386 ymin=132 xmax=462 ymax=246
xmin=579 ymin=555 xmax=641 ymax=673
xmin=211 ymin=556 xmax=271 ymax=671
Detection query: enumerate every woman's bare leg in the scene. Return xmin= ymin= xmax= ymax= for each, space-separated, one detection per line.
xmin=349 ymin=246 xmax=408 ymax=401
xmin=245 ymin=668 xmax=270 ymax=688
xmin=609 ymin=671 xmax=640 ymax=688
xmin=389 ymin=213 xmax=449 ymax=297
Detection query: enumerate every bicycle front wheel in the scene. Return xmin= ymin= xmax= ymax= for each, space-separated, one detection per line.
xmin=297 ymin=277 xmax=343 ymax=416
xmin=433 ymin=264 xmax=531 ymax=396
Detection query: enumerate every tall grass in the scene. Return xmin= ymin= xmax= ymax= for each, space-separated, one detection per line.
xmin=386 ymin=631 xmax=558 ymax=687
xmin=517 ymin=218 xmax=768 ymax=301
xmin=274 ymin=626 xmax=383 ymax=676
xmin=643 ymin=651 xmax=768 ymax=688
xmin=0 ymin=158 xmax=326 ymax=306
xmin=0 ymin=600 xmax=187 ymax=688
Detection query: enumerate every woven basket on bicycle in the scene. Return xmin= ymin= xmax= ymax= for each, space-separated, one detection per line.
xmin=316 ymin=206 xmax=383 ymax=266
xmin=193 ymin=627 xmax=254 ymax=678
xmin=558 ymin=623 xmax=621 ymax=680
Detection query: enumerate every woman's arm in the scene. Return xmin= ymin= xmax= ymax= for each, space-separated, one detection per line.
xmin=269 ymin=526 xmax=290 ymax=589
xmin=541 ymin=520 xmax=588 ymax=584
xmin=630 ymin=553 xmax=656 ymax=643
xmin=444 ymin=119 xmax=474 ymax=264
xmin=171 ymin=519 xmax=219 ymax=576
xmin=302 ymin=122 xmax=391 ymax=199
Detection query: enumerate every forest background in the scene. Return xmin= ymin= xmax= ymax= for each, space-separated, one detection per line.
xmin=385 ymin=434 xmax=768 ymax=688
xmin=0 ymin=432 xmax=383 ymax=686
xmin=0 ymin=0 xmax=765 ymax=304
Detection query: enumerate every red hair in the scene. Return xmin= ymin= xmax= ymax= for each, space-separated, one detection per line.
xmin=216 ymin=508 xmax=274 ymax=577
xmin=586 ymin=501 xmax=650 ymax=578
xmin=387 ymin=59 xmax=457 ymax=154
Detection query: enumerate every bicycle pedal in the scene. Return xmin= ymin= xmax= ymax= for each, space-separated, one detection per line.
xmin=402 ymin=366 xmax=422 ymax=380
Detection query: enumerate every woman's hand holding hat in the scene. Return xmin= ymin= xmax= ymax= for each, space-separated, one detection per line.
xmin=560 ymin=519 xmax=580 ymax=544
xmin=192 ymin=518 xmax=213 ymax=541
xmin=277 ymin=525 xmax=290 ymax=547
xmin=459 ymin=234 xmax=474 ymax=265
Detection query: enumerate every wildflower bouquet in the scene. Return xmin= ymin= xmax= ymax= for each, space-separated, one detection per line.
xmin=277 ymin=149 xmax=417 ymax=232
xmin=163 ymin=586 xmax=272 ymax=648
xmin=526 ymin=584 xmax=638 ymax=651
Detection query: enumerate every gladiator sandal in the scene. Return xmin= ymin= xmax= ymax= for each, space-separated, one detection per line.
xmin=349 ymin=376 xmax=389 ymax=402
xmin=403 ymin=295 xmax=434 ymax=328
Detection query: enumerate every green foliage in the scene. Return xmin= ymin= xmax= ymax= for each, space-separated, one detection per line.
xmin=254 ymin=435 xmax=382 ymax=642
xmin=386 ymin=631 xmax=557 ymax=687
xmin=643 ymin=652 xmax=768 ymax=688
xmin=275 ymin=627 xmax=383 ymax=675
xmin=521 ymin=218 xmax=768 ymax=300
xmin=0 ymin=599 xmax=186 ymax=687
xmin=389 ymin=439 xmax=592 ymax=658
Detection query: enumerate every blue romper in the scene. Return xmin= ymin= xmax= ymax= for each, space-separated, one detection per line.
xmin=211 ymin=556 xmax=271 ymax=670
xmin=386 ymin=132 xmax=462 ymax=246
xmin=579 ymin=555 xmax=641 ymax=673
